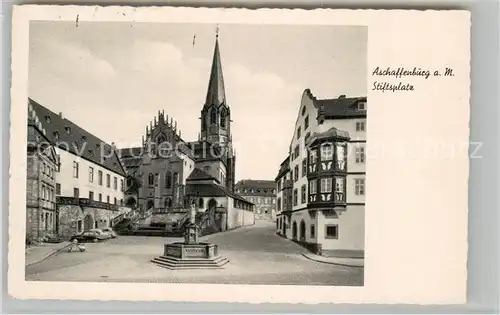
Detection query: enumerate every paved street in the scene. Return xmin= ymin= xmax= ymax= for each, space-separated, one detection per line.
xmin=26 ymin=221 xmax=363 ymax=286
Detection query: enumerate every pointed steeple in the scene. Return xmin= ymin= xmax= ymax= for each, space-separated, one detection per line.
xmin=205 ymin=32 xmax=226 ymax=107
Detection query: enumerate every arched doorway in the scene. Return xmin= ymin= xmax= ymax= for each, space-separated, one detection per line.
xmin=292 ymin=221 xmax=297 ymax=240
xmin=125 ymin=197 xmax=136 ymax=207
xmin=299 ymin=220 xmax=306 ymax=241
xmin=84 ymin=214 xmax=93 ymax=231
xmin=208 ymin=198 xmax=217 ymax=210
xmin=198 ymin=198 xmax=204 ymax=209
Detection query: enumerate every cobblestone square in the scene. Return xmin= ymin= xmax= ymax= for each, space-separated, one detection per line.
xmin=26 ymin=221 xmax=363 ymax=286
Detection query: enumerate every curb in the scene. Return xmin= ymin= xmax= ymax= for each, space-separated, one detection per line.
xmin=301 ymin=253 xmax=364 ymax=268
xmin=25 ymin=242 xmax=73 ymax=267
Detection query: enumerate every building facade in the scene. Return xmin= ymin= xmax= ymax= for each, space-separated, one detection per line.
xmin=119 ymin=34 xmax=254 ymax=230
xmin=27 ymin=99 xmax=128 ymax=239
xmin=276 ymin=89 xmax=366 ymax=257
xmin=235 ymin=180 xmax=277 ymax=220
xmin=26 ymin=112 xmax=60 ymax=241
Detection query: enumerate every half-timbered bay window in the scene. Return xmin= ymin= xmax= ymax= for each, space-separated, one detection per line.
xmin=320 ymin=178 xmax=332 ymax=193
xmin=336 ymin=143 xmax=346 ymax=170
xmin=309 ymin=179 xmax=317 ymax=194
xmin=309 ymin=149 xmax=317 ymax=173
xmin=321 ymin=143 xmax=333 ymax=161
xmin=335 ymin=177 xmax=345 ymax=201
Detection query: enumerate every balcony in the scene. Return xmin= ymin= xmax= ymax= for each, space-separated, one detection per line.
xmin=56 ymin=196 xmax=120 ymax=211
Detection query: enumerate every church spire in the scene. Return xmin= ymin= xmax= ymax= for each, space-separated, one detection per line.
xmin=204 ymin=28 xmax=226 ymax=107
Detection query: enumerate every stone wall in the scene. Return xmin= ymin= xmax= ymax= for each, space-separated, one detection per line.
xmin=58 ymin=204 xmax=117 ymax=239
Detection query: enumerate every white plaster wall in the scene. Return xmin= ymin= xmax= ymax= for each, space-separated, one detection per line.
xmin=179 ymin=152 xmax=195 ymax=184
xmin=290 ymin=92 xmax=318 ymax=212
xmin=56 ymin=148 xmax=125 ymax=204
xmin=316 ymin=205 xmax=365 ymax=251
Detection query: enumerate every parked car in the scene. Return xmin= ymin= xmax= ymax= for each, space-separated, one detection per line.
xmin=70 ymin=231 xmax=101 ymax=243
xmin=89 ymin=229 xmax=112 ymax=240
xmin=101 ymin=227 xmax=117 ymax=238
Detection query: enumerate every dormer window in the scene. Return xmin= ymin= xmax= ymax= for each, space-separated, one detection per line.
xmin=88 ymin=149 xmax=94 ymax=157
xmin=81 ymin=136 xmax=87 ymax=142
xmin=358 ymin=101 xmax=366 ymax=110
xmin=45 ymin=116 xmax=51 ymax=123
xmin=53 ymin=132 xmax=59 ymax=140
xmin=65 ymin=126 xmax=71 ymax=134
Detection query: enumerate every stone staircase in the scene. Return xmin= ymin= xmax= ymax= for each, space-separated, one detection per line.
xmin=151 ymin=255 xmax=229 ymax=270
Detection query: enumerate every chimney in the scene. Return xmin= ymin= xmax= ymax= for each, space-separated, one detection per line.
xmin=59 ymin=112 xmax=63 ymax=118
xmin=338 ymin=95 xmax=346 ymax=99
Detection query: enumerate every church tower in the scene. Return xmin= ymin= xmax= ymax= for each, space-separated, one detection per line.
xmin=200 ymin=32 xmax=231 ymax=146
xmin=199 ymin=30 xmax=236 ymax=192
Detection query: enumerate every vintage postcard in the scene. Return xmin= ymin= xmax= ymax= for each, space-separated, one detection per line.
xmin=9 ymin=6 xmax=470 ymax=304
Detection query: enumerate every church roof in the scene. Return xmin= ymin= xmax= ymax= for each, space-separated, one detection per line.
xmin=186 ymin=168 xmax=220 ymax=184
xmin=28 ymin=98 xmax=126 ymax=177
xmin=204 ymin=37 xmax=226 ymax=108
xmin=186 ymin=182 xmax=253 ymax=204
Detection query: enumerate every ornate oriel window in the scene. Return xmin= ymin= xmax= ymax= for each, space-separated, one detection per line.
xmin=336 ymin=144 xmax=346 ymax=170
xmin=320 ymin=143 xmax=333 ymax=161
xmin=320 ymin=178 xmax=332 ymax=193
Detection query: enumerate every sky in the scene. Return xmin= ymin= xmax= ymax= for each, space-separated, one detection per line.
xmin=28 ymin=21 xmax=367 ymax=181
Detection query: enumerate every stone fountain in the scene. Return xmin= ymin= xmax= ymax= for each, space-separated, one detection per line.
xmin=151 ymin=203 xmax=229 ymax=270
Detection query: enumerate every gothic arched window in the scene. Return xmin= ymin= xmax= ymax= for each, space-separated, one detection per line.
xmin=220 ymin=108 xmax=227 ymax=128
xmin=173 ymin=172 xmax=179 ymax=185
xmin=198 ymin=198 xmax=204 ymax=208
xmin=165 ymin=171 xmax=172 ymax=188
xmin=210 ymin=108 xmax=217 ymax=125
xmin=148 ymin=173 xmax=154 ymax=186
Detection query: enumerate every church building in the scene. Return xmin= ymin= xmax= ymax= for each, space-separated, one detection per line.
xmin=119 ymin=34 xmax=254 ymax=231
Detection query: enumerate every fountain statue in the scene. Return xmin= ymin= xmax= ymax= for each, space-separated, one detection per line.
xmin=151 ymin=191 xmax=229 ymax=270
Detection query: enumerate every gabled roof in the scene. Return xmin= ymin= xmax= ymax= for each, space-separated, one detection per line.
xmin=204 ymin=36 xmax=226 ymax=108
xmin=275 ymin=156 xmax=290 ymax=181
xmin=28 ymin=98 xmax=126 ymax=177
xmin=185 ymin=182 xmax=253 ymax=204
xmin=315 ymin=95 xmax=367 ymax=119
xmin=186 ymin=168 xmax=220 ymax=184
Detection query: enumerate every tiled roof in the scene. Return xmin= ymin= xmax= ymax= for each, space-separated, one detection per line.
xmin=28 ymin=98 xmax=126 ymax=176
xmin=315 ymin=95 xmax=367 ymax=119
xmin=275 ymin=156 xmax=290 ymax=181
xmin=186 ymin=168 xmax=220 ymax=184
xmin=236 ymin=180 xmax=275 ymax=189
xmin=185 ymin=182 xmax=252 ymax=204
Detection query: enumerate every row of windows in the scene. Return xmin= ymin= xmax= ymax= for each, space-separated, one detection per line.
xmin=291 ymin=178 xmax=365 ymax=206
xmin=236 ymin=188 xmax=277 ymax=195
xmin=148 ymin=172 xmax=179 ymax=188
xmin=245 ymin=196 xmax=276 ymax=205
xmin=73 ymin=162 xmax=123 ymax=191
xmin=41 ymin=162 xmax=56 ymax=179
xmin=277 ymin=218 xmax=339 ymax=240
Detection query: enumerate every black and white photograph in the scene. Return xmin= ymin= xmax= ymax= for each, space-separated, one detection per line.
xmin=24 ymin=20 xmax=367 ymax=286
